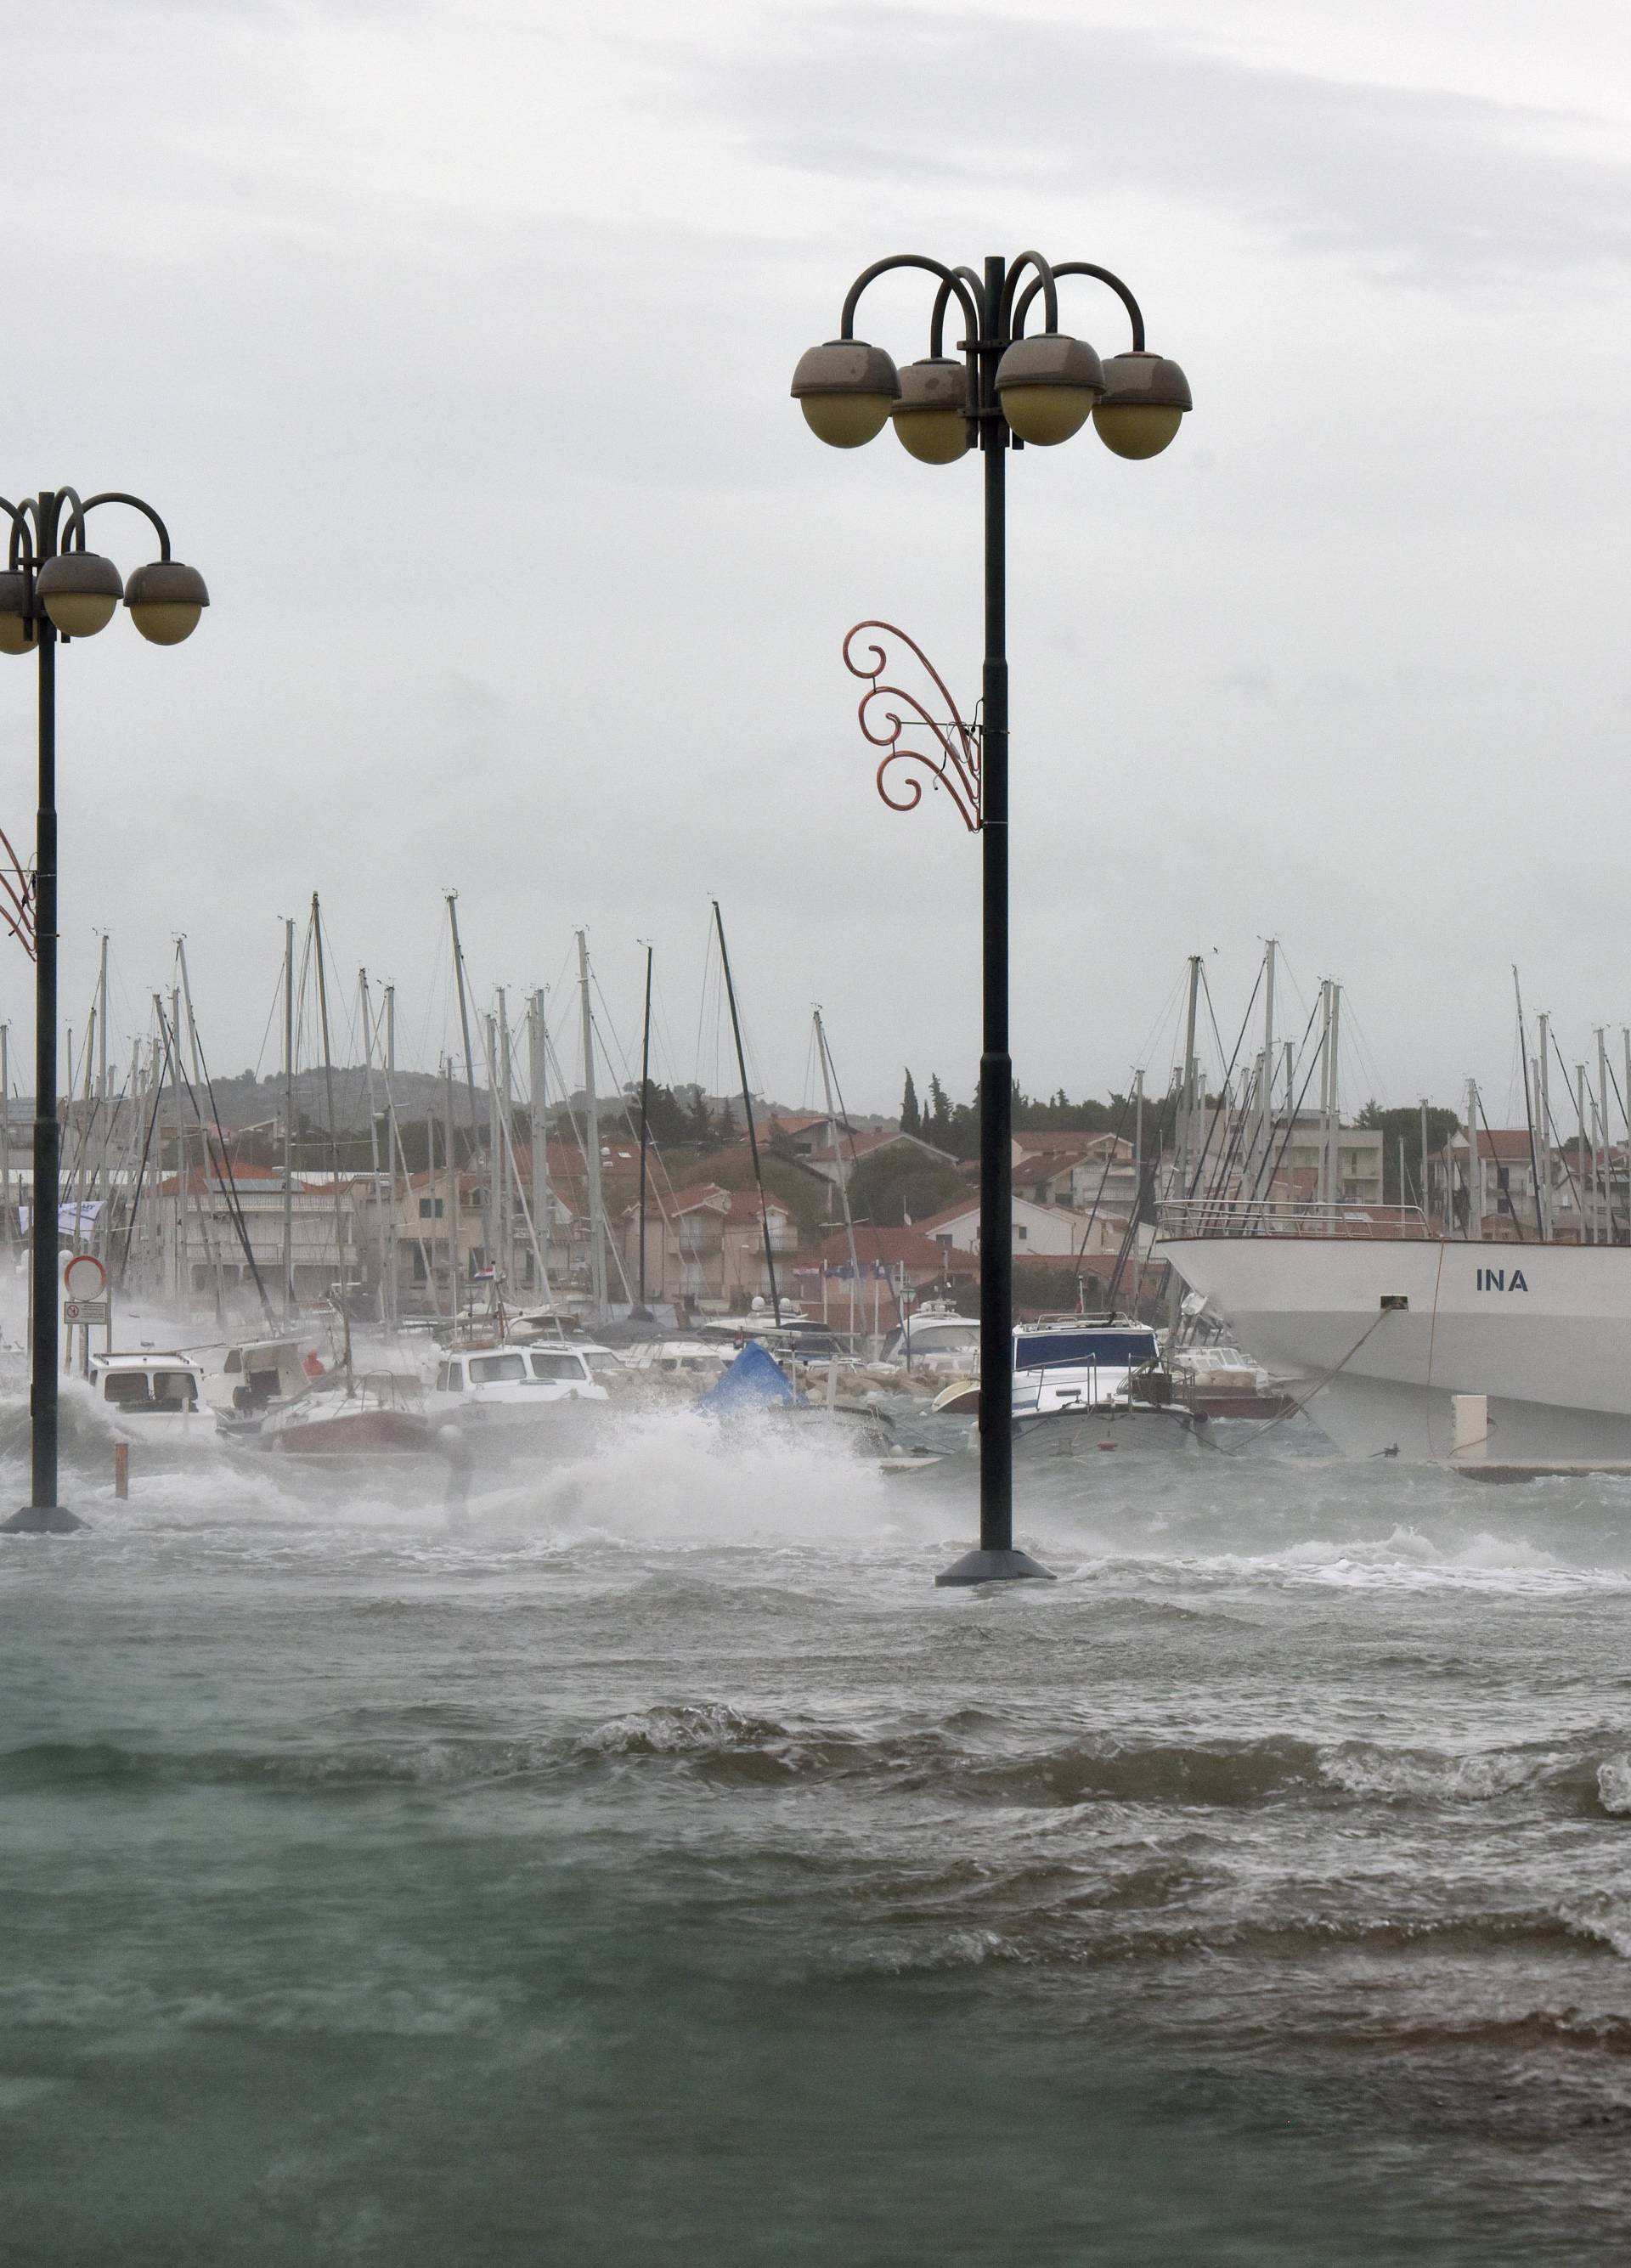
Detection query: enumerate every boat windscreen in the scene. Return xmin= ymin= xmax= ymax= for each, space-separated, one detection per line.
xmin=1013 ymin=1330 xmax=1158 ymax=1372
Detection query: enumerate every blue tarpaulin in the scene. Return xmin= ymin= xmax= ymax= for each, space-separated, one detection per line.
xmin=697 ymin=1339 xmax=799 ymax=1415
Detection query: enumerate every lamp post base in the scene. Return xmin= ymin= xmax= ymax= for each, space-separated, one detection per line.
xmin=935 ymin=1546 xmax=1053 ymax=1587
xmin=1 ymin=1504 xmax=87 ymax=1535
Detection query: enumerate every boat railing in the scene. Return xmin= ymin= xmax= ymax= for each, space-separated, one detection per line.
xmin=1157 ymin=1198 xmax=1431 ymax=1240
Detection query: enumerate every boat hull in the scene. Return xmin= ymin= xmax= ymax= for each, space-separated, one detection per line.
xmin=1162 ymin=1235 xmax=1631 ymax=1461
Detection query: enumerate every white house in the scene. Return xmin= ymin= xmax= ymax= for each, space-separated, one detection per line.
xmin=915 ymin=1193 xmax=1128 ymax=1260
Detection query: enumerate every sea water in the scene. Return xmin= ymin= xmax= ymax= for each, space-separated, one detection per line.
xmin=4 ymin=1408 xmax=1631 ymax=2264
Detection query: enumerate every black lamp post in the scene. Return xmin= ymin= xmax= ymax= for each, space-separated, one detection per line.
xmin=0 ymin=488 xmax=208 ymax=1533
xmin=793 ymin=252 xmax=1189 ymax=1585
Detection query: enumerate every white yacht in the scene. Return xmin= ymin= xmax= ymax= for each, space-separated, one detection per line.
xmin=1011 ymin=1317 xmax=1162 ymax=1416
xmin=1161 ymin=1222 xmax=1631 ymax=1462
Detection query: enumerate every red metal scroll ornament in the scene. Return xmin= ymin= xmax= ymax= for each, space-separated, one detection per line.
xmin=0 ymin=826 xmax=36 ymax=961
xmin=842 ymin=620 xmax=981 ymax=832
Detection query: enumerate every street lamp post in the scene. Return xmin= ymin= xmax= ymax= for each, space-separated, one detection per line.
xmin=793 ymin=251 xmax=1188 ymax=1585
xmin=0 ymin=487 xmax=208 ymax=1533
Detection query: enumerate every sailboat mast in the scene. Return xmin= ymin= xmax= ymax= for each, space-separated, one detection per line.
xmin=1177 ymin=952 xmax=1201 ymax=1204
xmin=712 ymin=900 xmax=779 ymax=1324
xmin=1598 ymin=1027 xmax=1614 ymax=1241
xmin=1256 ymin=937 xmax=1275 ymax=1179
xmin=443 ymin=1056 xmax=458 ymax=1323
xmin=486 ymin=1010 xmax=503 ymax=1293
xmin=2 ymin=1024 xmax=10 ymax=1251
xmin=1514 ymin=968 xmax=1544 ymax=1241
xmin=814 ymin=1008 xmax=863 ymax=1348
xmin=171 ymin=980 xmax=187 ymax=1307
xmin=444 ymin=892 xmax=481 ymax=1148
xmin=529 ymin=989 xmax=550 ymax=1300
xmin=576 ymin=930 xmax=607 ymax=1320
xmin=1419 ymin=1099 xmax=1431 ymax=1230
xmin=636 ymin=945 xmax=653 ymax=1314
xmin=1537 ymin=1014 xmax=1553 ymax=1238
xmin=96 ymin=934 xmax=109 ymax=1102
xmin=310 ymin=894 xmax=348 ymax=1321
xmin=283 ymin=917 xmax=296 ymax=1318
xmin=359 ymin=969 xmax=389 ymax=1328
xmin=499 ymin=990 xmax=514 ymax=1293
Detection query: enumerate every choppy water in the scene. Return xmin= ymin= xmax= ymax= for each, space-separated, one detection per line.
xmin=6 ymin=1408 xmax=1631 ymax=2264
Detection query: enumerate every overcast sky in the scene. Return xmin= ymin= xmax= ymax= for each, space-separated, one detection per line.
xmin=3 ymin=0 xmax=1630 ymax=1123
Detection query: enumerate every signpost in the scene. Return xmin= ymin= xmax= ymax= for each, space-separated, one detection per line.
xmin=62 ymin=1254 xmax=109 ymax=1373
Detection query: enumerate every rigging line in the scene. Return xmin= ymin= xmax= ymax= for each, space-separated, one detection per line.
xmin=1198 ymin=1058 xmax=1256 ymax=1224
xmin=1211 ymin=1307 xmax=1400 ymax=1456
xmin=1473 ymin=1090 xmax=1527 ymax=1244
xmin=175 ymin=1003 xmax=276 ymax=1321
xmin=1130 ymin=966 xmax=1187 ymax=1080
xmin=1199 ymin=959 xmax=1231 ymax=1092
xmin=714 ymin=900 xmax=781 ymax=1321
xmin=1102 ymin=1154 xmax=1159 ymax=1317
xmin=1186 ymin=961 xmax=1262 ymax=1203
xmin=1273 ymin=942 xmax=1312 ymax=1035
xmin=649 ymin=963 xmax=683 ymax=1090
xmin=539 ymin=1021 xmax=635 ymax=1306
xmin=1603 ymin=1058 xmax=1629 ymax=1243
xmin=192 ymin=1019 xmax=274 ymax=1322
xmin=251 ymin=953 xmax=284 ymax=1086
xmin=1338 ymin=994 xmax=1389 ymax=1117
xmin=1070 ymin=1090 xmax=1133 ymax=1277
xmin=692 ymin=909 xmax=718 ymax=1103
xmin=1547 ymin=1030 xmax=1589 ymax=1224
xmin=471 ymin=999 xmax=556 ymax=1319
xmin=1246 ymin=995 xmax=1327 ymax=1209
xmin=118 ymin=1017 xmax=177 ymax=1283
xmin=1513 ymin=968 xmax=1545 ymax=1240
xmin=821 ymin=1018 xmax=906 ymax=1342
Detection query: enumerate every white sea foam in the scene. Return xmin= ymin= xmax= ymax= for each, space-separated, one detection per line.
xmin=1319 ymin=1743 xmax=1551 ymax=1803
xmin=1597 ymin=1756 xmax=1631 ymax=1816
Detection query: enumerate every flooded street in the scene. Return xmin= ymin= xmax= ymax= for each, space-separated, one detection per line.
xmin=5 ymin=1413 xmax=1631 ymax=2263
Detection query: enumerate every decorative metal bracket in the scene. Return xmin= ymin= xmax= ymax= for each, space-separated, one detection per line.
xmin=0 ymin=826 xmax=35 ymax=960
xmin=842 ymin=620 xmax=981 ymax=831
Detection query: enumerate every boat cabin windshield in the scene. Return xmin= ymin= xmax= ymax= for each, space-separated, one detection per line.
xmin=469 ymin=1353 xmax=528 ymax=1384
xmin=101 ymin=1367 xmax=199 ymax=1411
xmin=529 ymin=1351 xmax=587 ymax=1382
xmin=1013 ymin=1329 xmax=1158 ymax=1374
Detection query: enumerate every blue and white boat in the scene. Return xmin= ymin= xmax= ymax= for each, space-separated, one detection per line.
xmin=1010 ymin=1317 xmax=1161 ymax=1416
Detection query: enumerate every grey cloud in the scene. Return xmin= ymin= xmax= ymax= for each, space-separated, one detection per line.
xmin=700 ymin=12 xmax=1631 ymax=287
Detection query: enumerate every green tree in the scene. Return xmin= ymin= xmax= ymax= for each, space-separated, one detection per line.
xmin=628 ymin=1078 xmax=691 ymax=1149
xmin=1356 ymin=1101 xmax=1464 ymax=1206
xmin=900 ymin=1069 xmax=921 ymax=1137
xmin=849 ymin=1146 xmax=970 ymax=1228
xmin=925 ymin=1074 xmax=952 ymax=1151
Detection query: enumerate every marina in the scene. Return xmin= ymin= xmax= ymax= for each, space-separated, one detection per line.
xmin=6 ymin=0 xmax=1631 ymax=2256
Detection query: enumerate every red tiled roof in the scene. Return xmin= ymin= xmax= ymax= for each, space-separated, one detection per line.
xmin=158 ymin=1165 xmax=314 ymax=1196
xmin=804 ymin=1129 xmax=957 ymax=1165
xmin=1440 ymin=1128 xmax=1545 ymax=1165
xmin=816 ymin=1227 xmax=953 ymax=1271
xmin=1013 ymin=1129 xmax=1124 ymax=1156
xmin=655 ymin=1182 xmax=729 ymax=1216
xmin=912 ymin=1199 xmax=979 ymax=1234
xmin=765 ymin=1111 xmax=833 ymax=1137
